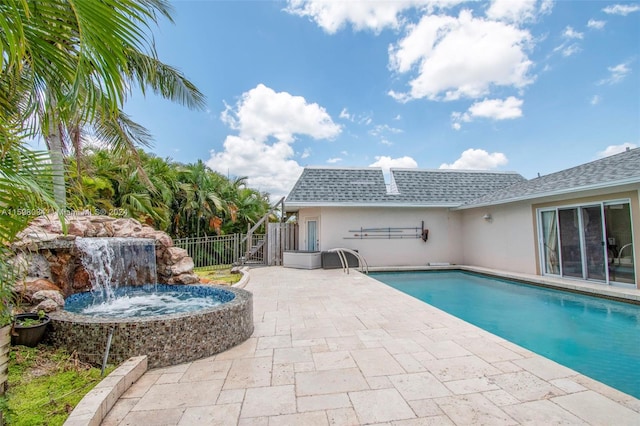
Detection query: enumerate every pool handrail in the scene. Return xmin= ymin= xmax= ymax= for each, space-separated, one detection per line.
xmin=616 ymin=243 xmax=634 ymax=265
xmin=326 ymin=248 xmax=369 ymax=274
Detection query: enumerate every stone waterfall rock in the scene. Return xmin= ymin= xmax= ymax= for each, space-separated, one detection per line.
xmin=10 ymin=214 xmax=200 ymax=305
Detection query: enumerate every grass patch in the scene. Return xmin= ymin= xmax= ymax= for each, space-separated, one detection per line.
xmin=193 ymin=267 xmax=242 ymax=286
xmin=1 ymin=345 xmax=113 ymax=426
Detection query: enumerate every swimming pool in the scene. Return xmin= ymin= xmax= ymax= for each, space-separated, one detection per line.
xmin=370 ymin=270 xmax=640 ymax=399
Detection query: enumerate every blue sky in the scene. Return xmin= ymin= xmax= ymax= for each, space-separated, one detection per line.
xmin=121 ymin=0 xmax=640 ymax=198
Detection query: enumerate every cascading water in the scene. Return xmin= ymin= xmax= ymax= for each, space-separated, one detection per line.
xmin=72 ymin=237 xmax=224 ymax=317
xmin=75 ymin=237 xmax=157 ymax=303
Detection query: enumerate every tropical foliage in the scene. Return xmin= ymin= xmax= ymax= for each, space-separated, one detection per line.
xmin=1 ymin=0 xmax=205 ymax=209
xmin=66 ymin=148 xmax=272 ymax=238
xmin=0 ymin=146 xmax=59 ymax=325
xmin=0 ymin=0 xmax=207 ymax=325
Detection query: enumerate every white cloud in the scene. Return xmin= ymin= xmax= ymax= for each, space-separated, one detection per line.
xmin=369 ymin=124 xmax=403 ymax=136
xmin=208 ymin=84 xmax=341 ymax=198
xmin=603 ymin=4 xmax=640 ymax=15
xmin=284 ymin=0 xmax=459 ymax=34
xmin=590 ymin=95 xmax=601 ymax=105
xmin=208 ymin=136 xmax=303 ymax=198
xmin=221 ymin=84 xmax=340 ymax=143
xmin=468 ymin=97 xmax=524 ymax=119
xmin=598 ymin=62 xmax=631 ymax=85
xmin=451 ymin=97 xmax=523 ymax=129
xmin=339 ymin=107 xmax=352 ymax=120
xmin=561 ymin=43 xmax=581 ymax=57
xmin=596 ymin=143 xmax=638 ymax=158
xmin=327 ymin=157 xmax=342 ymax=164
xmin=369 ymin=156 xmax=418 ymax=179
xmin=563 ymin=26 xmax=583 ymax=39
xmin=539 ymin=0 xmax=554 ymax=15
xmin=389 ymin=10 xmax=534 ymax=101
xmin=369 ymin=155 xmax=418 ymax=187
xmin=587 ymin=19 xmax=606 ymax=30
xmin=485 ymin=0 xmax=539 ymax=23
xmin=439 ymin=148 xmax=508 ymax=169
xmin=300 ymin=148 xmax=311 ymax=159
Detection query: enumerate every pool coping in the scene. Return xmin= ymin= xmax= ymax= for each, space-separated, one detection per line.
xmin=367 ymin=265 xmax=640 ymax=305
xmin=63 ymin=355 xmax=148 ymax=426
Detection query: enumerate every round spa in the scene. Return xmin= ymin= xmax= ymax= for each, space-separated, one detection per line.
xmin=47 ymin=285 xmax=254 ymax=368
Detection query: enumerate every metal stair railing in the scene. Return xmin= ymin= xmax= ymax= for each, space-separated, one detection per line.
xmin=326 ymin=248 xmax=369 ymax=274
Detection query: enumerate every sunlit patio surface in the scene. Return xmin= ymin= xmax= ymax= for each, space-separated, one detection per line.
xmin=103 ymin=267 xmax=640 ymax=425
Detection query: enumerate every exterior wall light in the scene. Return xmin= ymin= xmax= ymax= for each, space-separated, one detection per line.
xmin=483 ymin=214 xmax=492 ymax=222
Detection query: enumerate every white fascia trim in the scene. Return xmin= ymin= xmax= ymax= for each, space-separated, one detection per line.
xmin=285 ymin=202 xmax=461 ymax=210
xmin=455 ymin=178 xmax=640 ymax=210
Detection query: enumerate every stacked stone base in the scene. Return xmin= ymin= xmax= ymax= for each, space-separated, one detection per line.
xmin=46 ymin=286 xmax=254 ymax=368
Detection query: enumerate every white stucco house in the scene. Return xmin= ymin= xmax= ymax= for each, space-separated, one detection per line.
xmin=285 ymin=148 xmax=640 ymax=289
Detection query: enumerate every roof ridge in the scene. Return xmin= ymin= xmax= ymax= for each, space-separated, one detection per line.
xmin=530 ymin=147 xmax=639 ymax=181
xmin=304 ymin=166 xmax=383 ymax=171
xmin=390 ymin=168 xmax=522 ymax=175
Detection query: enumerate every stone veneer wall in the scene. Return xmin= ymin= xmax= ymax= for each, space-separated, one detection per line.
xmin=46 ymin=285 xmax=253 ymax=368
xmin=12 ymin=214 xmax=200 ymax=300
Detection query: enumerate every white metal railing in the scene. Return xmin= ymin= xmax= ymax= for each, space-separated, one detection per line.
xmin=327 ymin=248 xmax=369 ymax=274
xmin=174 ymin=233 xmax=265 ymax=269
xmin=616 ymin=243 xmax=634 ymax=265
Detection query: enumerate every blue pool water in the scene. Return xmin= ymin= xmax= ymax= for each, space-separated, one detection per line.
xmin=65 ymin=284 xmax=235 ymax=318
xmin=370 ymin=271 xmax=640 ymax=399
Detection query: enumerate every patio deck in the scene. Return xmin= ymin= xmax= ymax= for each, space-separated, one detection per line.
xmin=103 ymin=266 xmax=640 ymax=425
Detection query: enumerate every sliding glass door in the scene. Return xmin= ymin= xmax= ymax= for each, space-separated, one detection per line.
xmin=558 ymin=208 xmax=583 ymax=278
xmin=582 ymin=206 xmax=605 ymax=281
xmin=539 ymin=201 xmax=635 ymax=286
xmin=540 ymin=210 xmax=559 ymax=274
xmin=605 ymin=203 xmax=635 ymax=284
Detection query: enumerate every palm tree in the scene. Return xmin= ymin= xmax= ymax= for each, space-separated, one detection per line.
xmin=172 ymin=160 xmax=228 ymax=238
xmin=66 ymin=148 xmax=179 ymax=229
xmin=1 ymin=0 xmax=205 ymax=208
xmin=220 ymin=178 xmax=272 ymax=235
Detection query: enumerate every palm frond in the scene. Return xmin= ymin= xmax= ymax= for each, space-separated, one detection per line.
xmin=0 ymin=147 xmax=59 ymax=243
xmin=125 ymin=50 xmax=206 ymax=110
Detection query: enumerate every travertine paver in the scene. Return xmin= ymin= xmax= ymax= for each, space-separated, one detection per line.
xmin=349 ymin=388 xmax=415 ymax=423
xmin=501 ymin=400 xmax=586 ymax=425
xmin=551 ymin=391 xmax=640 ymax=425
xmin=102 ymin=267 xmax=640 ymax=425
xmin=132 ymin=380 xmax=223 ymax=411
xmin=241 ymin=385 xmax=296 ymax=418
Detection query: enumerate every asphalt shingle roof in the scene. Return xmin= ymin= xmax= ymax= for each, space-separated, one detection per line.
xmin=286 ymin=167 xmax=527 ymax=206
xmin=462 ymin=147 xmax=640 ymax=208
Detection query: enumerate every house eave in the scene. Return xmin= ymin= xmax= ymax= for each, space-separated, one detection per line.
xmin=454 ymin=177 xmax=640 ymax=210
xmin=285 ymin=201 xmax=461 ymax=211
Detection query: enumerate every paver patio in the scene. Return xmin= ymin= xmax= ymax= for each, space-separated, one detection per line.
xmin=102 ymin=267 xmax=640 ymax=425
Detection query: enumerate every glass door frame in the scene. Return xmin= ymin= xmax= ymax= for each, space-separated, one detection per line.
xmin=305 ymin=218 xmax=319 ymax=251
xmin=537 ymin=198 xmax=635 ymax=286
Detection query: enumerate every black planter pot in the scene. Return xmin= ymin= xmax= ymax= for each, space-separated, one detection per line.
xmin=11 ymin=313 xmax=50 ymax=347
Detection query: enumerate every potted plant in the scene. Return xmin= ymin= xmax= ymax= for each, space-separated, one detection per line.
xmin=11 ymin=310 xmax=50 ymax=347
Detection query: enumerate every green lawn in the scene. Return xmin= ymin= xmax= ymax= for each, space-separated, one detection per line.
xmin=1 ymin=345 xmax=113 ymax=426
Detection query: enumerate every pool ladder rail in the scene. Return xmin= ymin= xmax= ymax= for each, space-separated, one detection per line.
xmin=327 ymin=248 xmax=369 ymax=275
